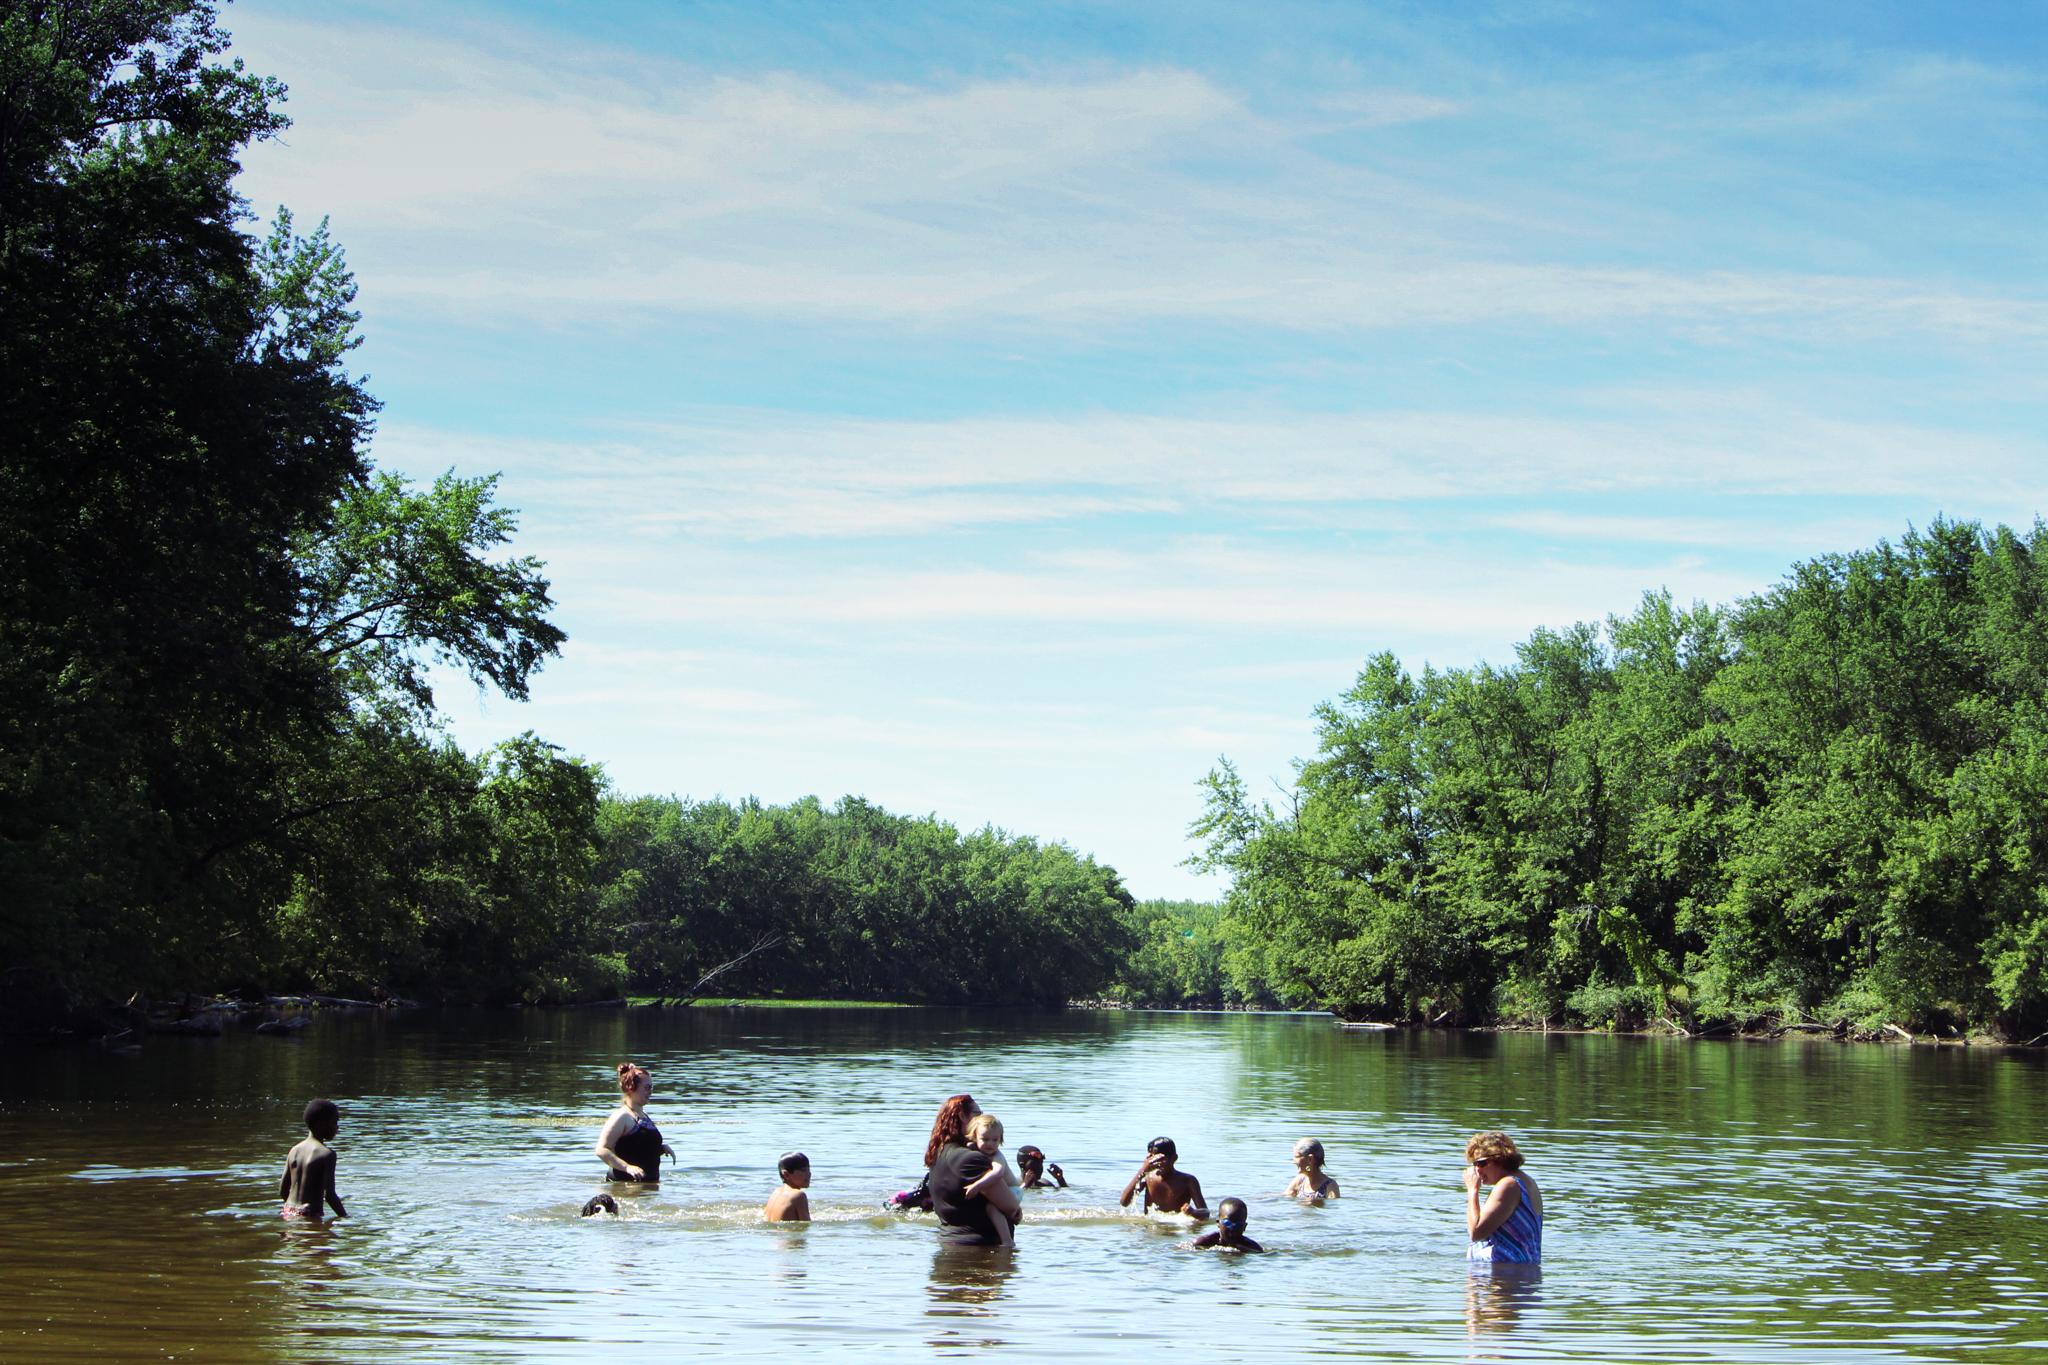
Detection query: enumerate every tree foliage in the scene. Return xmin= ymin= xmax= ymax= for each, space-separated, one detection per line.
xmin=1195 ymin=521 xmax=2048 ymax=1039
xmin=595 ymin=795 xmax=1136 ymax=1006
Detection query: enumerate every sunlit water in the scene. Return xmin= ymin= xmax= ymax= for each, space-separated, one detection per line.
xmin=1 ymin=1009 xmax=2044 ymax=1362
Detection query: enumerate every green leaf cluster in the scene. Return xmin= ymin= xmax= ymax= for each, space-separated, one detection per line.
xmin=1194 ymin=520 xmax=2048 ymax=1039
xmin=596 ymin=795 xmax=1136 ymax=1006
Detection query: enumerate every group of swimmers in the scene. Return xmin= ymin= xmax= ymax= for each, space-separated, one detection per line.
xmin=278 ymin=1062 xmax=1543 ymax=1264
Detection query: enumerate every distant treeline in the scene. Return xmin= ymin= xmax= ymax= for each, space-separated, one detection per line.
xmin=1165 ymin=520 xmax=2048 ymax=1039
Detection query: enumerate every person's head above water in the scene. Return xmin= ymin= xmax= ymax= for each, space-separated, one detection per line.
xmin=778 ymin=1151 xmax=810 ymax=1185
xmin=303 ymin=1098 xmax=340 ymax=1140
xmin=1292 ymin=1138 xmax=1325 ymax=1168
xmin=616 ymin=1062 xmax=651 ymax=1099
xmin=1464 ymin=1130 xmax=1524 ymax=1173
xmin=1016 ymin=1144 xmax=1044 ymax=1174
xmin=965 ymin=1113 xmax=1003 ymax=1151
xmin=924 ymin=1093 xmax=980 ymax=1167
xmin=1215 ymin=1197 xmax=1251 ymax=1244
xmin=1146 ymin=1136 xmax=1178 ymax=1167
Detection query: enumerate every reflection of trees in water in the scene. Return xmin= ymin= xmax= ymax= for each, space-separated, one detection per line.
xmin=925 ymin=1242 xmax=1016 ymax=1350
xmin=1465 ymin=1265 xmax=1541 ymax=1346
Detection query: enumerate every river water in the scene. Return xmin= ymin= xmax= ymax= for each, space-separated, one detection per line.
xmin=1 ymin=1008 xmax=2043 ymax=1362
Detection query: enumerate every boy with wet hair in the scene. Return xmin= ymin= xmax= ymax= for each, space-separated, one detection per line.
xmin=279 ymin=1098 xmax=346 ymax=1220
xmin=1118 ymin=1136 xmax=1208 ymax=1217
xmin=1192 ymin=1197 xmax=1262 ymax=1251
xmin=763 ymin=1151 xmax=811 ymax=1221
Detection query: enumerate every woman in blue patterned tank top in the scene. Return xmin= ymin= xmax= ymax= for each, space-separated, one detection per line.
xmin=1462 ymin=1130 xmax=1542 ymax=1263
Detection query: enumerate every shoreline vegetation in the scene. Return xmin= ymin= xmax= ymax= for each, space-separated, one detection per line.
xmin=5 ymin=7 xmax=2047 ymax=1049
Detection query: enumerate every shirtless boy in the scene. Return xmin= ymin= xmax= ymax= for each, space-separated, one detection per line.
xmin=279 ymin=1098 xmax=346 ymax=1221
xmin=1118 ymin=1136 xmax=1207 ymax=1217
xmin=763 ymin=1151 xmax=811 ymax=1222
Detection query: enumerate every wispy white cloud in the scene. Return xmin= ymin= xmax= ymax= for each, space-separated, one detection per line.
xmin=229 ymin=13 xmax=2048 ymax=341
xmin=374 ymin=397 xmax=2042 ymax=544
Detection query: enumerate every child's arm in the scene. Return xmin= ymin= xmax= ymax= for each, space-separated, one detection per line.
xmin=319 ymin=1150 xmax=346 ymax=1217
xmin=280 ymin=1153 xmax=293 ymax=1202
xmin=792 ymin=1190 xmax=809 ymax=1222
xmin=1184 ymin=1175 xmax=1209 ymax=1219
xmin=964 ymin=1164 xmax=1021 ymax=1218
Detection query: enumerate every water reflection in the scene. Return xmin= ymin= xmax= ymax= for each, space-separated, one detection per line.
xmin=924 ymin=1242 xmax=1015 ymax=1352
xmin=1464 ymin=1263 xmax=1541 ymax=1350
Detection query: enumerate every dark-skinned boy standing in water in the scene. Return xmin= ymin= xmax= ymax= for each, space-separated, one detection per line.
xmin=1118 ymin=1136 xmax=1208 ymax=1217
xmin=279 ymin=1098 xmax=347 ymax=1221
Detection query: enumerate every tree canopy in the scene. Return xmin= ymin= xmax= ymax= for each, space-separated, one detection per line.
xmin=1190 ymin=519 xmax=2048 ymax=1040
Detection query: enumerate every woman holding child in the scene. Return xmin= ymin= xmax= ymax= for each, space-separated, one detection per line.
xmin=922 ymin=1093 xmax=1021 ymax=1245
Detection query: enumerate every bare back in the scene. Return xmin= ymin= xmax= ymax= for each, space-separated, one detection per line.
xmin=280 ymin=1137 xmax=344 ymax=1218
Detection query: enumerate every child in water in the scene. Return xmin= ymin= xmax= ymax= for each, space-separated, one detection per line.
xmin=279 ymin=1098 xmax=346 ymax=1221
xmin=1285 ymin=1138 xmax=1339 ymax=1200
xmin=1192 ymin=1198 xmax=1262 ymax=1252
xmin=959 ymin=1113 xmax=1022 ymax=1244
xmin=1016 ymin=1144 xmax=1066 ymax=1189
xmin=1119 ymin=1136 xmax=1208 ymax=1217
xmin=764 ymin=1151 xmax=811 ymax=1222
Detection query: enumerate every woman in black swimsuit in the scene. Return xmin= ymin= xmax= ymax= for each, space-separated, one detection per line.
xmin=595 ymin=1062 xmax=673 ymax=1182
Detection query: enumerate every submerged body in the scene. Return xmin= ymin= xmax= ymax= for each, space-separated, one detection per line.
xmin=597 ymin=1062 xmax=674 ymax=1183
xmin=1463 ymin=1130 xmax=1542 ymax=1263
xmin=279 ymin=1135 xmax=344 ymax=1220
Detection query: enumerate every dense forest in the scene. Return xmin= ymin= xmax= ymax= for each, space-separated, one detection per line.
xmin=0 ymin=1 xmax=1132 ymax=1028
xmin=1150 ymin=522 xmax=2048 ymax=1040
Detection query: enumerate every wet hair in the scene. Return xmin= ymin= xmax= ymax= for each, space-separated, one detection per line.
xmin=302 ymin=1098 xmax=339 ymax=1136
xmin=1218 ymin=1197 xmax=1249 ymax=1224
xmin=1464 ymin=1130 xmax=1524 ymax=1172
xmin=924 ymin=1094 xmax=979 ymax=1168
xmin=966 ymin=1113 xmax=1003 ymax=1145
xmin=581 ymin=1193 xmax=618 ymax=1217
xmin=616 ymin=1062 xmax=650 ymax=1095
xmin=1015 ymin=1144 xmax=1045 ymax=1168
xmin=1146 ymin=1136 xmax=1177 ymax=1159
xmin=778 ymin=1151 xmax=809 ymax=1178
xmin=1292 ymin=1138 xmax=1326 ymax=1166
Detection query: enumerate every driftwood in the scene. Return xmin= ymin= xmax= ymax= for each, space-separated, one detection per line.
xmin=1883 ymin=1023 xmax=1914 ymax=1043
xmin=2023 ymin=1032 xmax=2048 ymax=1048
xmin=675 ymin=934 xmax=784 ymax=1004
xmin=255 ymin=1015 xmax=309 ymax=1036
xmin=1656 ymin=1017 xmax=1692 ymax=1037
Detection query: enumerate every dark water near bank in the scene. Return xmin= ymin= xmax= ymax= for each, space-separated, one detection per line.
xmin=0 ymin=1010 xmax=2043 ymax=1362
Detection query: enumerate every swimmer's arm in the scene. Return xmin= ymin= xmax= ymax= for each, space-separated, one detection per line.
xmin=1192 ymin=1230 xmax=1220 ymax=1249
xmin=1284 ymin=1174 xmax=1304 ymax=1198
xmin=594 ymin=1110 xmax=642 ymax=1178
xmin=791 ymin=1190 xmax=809 ymax=1222
xmin=1468 ymin=1173 xmax=1520 ymax=1240
xmin=1184 ymin=1175 xmax=1208 ymax=1219
xmin=1048 ymin=1162 xmax=1066 ymax=1188
xmin=1324 ymin=1178 xmax=1339 ymax=1199
xmin=280 ymin=1157 xmax=293 ymax=1202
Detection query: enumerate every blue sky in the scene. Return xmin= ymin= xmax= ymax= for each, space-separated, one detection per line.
xmin=226 ymin=0 xmax=2048 ymax=899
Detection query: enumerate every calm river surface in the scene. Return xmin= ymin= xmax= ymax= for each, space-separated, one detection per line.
xmin=1 ymin=1009 xmax=2044 ymax=1362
